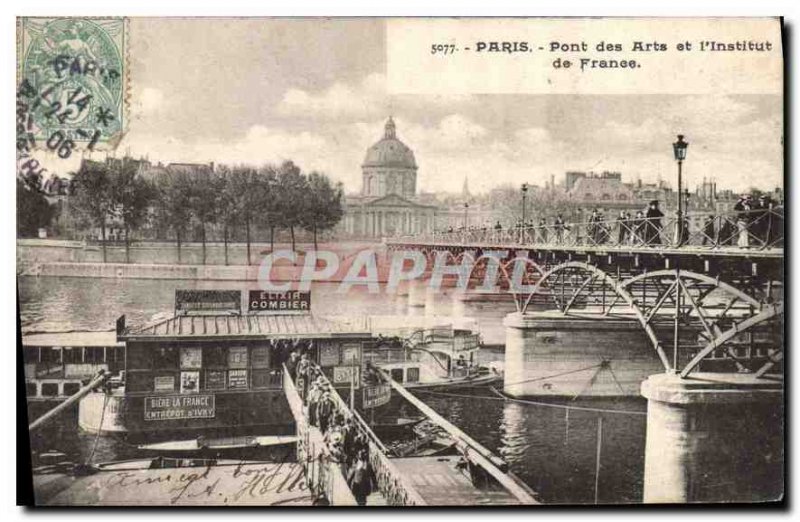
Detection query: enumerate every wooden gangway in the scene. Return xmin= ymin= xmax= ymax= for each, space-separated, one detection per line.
xmin=377 ymin=368 xmax=539 ymax=505
xmin=282 ymin=364 xmax=538 ymax=506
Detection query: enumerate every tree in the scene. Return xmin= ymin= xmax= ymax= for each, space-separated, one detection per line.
xmin=227 ymin=166 xmax=260 ymax=265
xmin=485 ymin=183 xmax=573 ymax=226
xmin=275 ymin=161 xmax=308 ymax=254
xmin=70 ymin=161 xmax=114 ymax=262
xmin=155 ymin=170 xmax=193 ymax=264
xmin=16 ymin=173 xmax=54 ymax=238
xmin=215 ymin=166 xmax=238 ymax=266
xmin=254 ymin=165 xmax=279 ymax=255
xmin=186 ymin=170 xmax=219 ymax=265
xmin=302 ymin=172 xmax=344 ymax=251
xmin=110 ymin=158 xmax=154 ymax=263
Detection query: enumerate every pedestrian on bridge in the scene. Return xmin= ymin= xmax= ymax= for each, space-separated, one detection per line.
xmin=318 ymin=388 xmax=334 ymax=433
xmin=342 ymin=415 xmax=358 ymax=467
xmin=702 ymin=214 xmax=717 ymax=246
xmin=617 ymin=210 xmax=630 ymax=245
xmin=287 ymin=350 xmax=300 ymax=379
xmin=554 ymin=214 xmax=566 ymax=244
xmin=308 ymin=377 xmax=324 ymax=427
xmin=347 ymin=449 xmax=377 ymax=506
xmin=297 ymin=354 xmax=310 ymax=402
xmin=734 ymin=194 xmax=752 ymax=248
xmin=645 ymin=201 xmax=664 ymax=245
xmin=755 ymin=194 xmax=776 ymax=247
xmin=597 ymin=210 xmax=609 ymax=244
xmin=629 ymin=211 xmax=643 ymax=245
xmin=538 ymin=218 xmax=548 ymax=243
xmin=325 ymin=415 xmax=346 ymax=462
xmin=678 ymin=215 xmax=690 ymax=247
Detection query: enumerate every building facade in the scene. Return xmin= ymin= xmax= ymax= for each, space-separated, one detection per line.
xmin=339 ymin=118 xmax=438 ymax=237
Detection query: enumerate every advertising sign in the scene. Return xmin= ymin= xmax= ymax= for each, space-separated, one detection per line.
xmin=341 ymin=343 xmax=362 ymax=365
xmin=332 ymin=366 xmax=360 ymax=388
xmin=248 ymin=291 xmax=311 ymax=312
xmin=180 ymin=346 xmax=202 ymax=369
xmin=319 ymin=342 xmax=340 ymax=366
xmin=205 ymin=370 xmax=226 ymax=390
xmin=228 ymin=369 xmax=248 ymax=390
xmin=175 ymin=290 xmax=241 ymax=314
xmin=153 ymin=375 xmax=175 ymax=392
xmin=363 ymin=384 xmax=391 ymax=409
xmin=180 ymin=371 xmax=200 ymax=393
xmin=144 ymin=394 xmax=215 ymax=421
xmin=228 ymin=346 xmax=248 ymax=368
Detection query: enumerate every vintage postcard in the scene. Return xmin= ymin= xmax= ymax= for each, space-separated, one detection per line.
xmin=16 ymin=17 xmax=784 ymax=506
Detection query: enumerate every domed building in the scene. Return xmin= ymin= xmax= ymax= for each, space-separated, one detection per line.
xmin=361 ymin=117 xmax=417 ymax=199
xmin=340 ymin=118 xmax=438 ymax=237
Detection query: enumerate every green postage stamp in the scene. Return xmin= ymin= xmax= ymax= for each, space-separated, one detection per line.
xmin=16 ymin=17 xmax=128 ymax=156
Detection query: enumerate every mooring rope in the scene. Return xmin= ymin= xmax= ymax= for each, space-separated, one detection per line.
xmin=410 ymin=387 xmax=646 ymax=416
xmin=497 ymin=362 xmax=605 ymax=388
xmin=85 ymin=392 xmax=110 ymax=465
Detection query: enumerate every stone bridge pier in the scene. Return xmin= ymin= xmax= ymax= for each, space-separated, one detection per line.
xmin=640 ymin=373 xmax=783 ymax=503
xmin=502 ymin=311 xmax=664 ymax=398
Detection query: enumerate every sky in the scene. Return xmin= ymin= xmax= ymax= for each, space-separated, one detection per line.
xmin=31 ymin=18 xmax=784 ymax=195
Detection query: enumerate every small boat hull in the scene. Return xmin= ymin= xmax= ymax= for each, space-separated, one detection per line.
xmin=138 ymin=435 xmax=298 ymax=453
xmin=400 ymin=372 xmax=502 ymax=389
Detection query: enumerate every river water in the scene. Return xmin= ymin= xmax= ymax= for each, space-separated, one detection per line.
xmin=19 ymin=276 xmax=647 ymax=504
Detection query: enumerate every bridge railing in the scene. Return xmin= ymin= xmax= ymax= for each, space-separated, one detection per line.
xmin=392 ymin=206 xmax=784 ymax=251
xmin=313 ymin=367 xmax=428 ymax=506
xmin=284 ymin=363 xmax=427 ymax=506
xmin=282 ymin=364 xmax=358 ymax=506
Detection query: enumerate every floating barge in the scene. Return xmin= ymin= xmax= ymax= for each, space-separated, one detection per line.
xmin=58 ymin=290 xmax=498 ymax=442
xmin=80 ymin=311 xmax=372 ymax=442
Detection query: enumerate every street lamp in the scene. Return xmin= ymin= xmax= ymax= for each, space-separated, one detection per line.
xmin=463 ymin=202 xmax=469 ymax=230
xmin=521 ymin=183 xmax=529 ymax=225
xmin=672 ymin=135 xmax=689 ymax=245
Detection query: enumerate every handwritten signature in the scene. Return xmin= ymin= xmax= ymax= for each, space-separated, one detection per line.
xmin=104 ymin=457 xmax=311 ymax=505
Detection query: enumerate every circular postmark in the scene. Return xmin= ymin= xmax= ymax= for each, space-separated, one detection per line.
xmin=17 ymin=17 xmax=127 ymax=156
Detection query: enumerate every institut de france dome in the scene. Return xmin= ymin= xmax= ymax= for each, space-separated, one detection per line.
xmin=339 ymin=118 xmax=438 ymax=237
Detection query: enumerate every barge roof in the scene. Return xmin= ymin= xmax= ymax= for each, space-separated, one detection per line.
xmin=22 ymin=330 xmax=123 ymax=347
xmin=121 ymin=313 xmax=372 ymax=341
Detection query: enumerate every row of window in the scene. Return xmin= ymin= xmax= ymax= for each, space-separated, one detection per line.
xmin=388 ymin=367 xmax=420 ymax=384
xmin=581 ymin=193 xmax=630 ymax=201
xmin=126 ymin=344 xmax=284 ymax=394
xmin=23 ymin=346 xmax=123 ymax=365
xmin=26 ymin=382 xmax=82 ymax=397
xmin=127 ymin=368 xmax=283 ymax=394
xmin=127 ymin=344 xmax=274 ymax=371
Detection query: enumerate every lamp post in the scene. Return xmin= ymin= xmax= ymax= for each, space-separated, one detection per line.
xmin=463 ymin=202 xmax=469 ymax=230
xmin=521 ymin=183 xmax=529 ymax=225
xmin=672 ymin=135 xmax=689 ymax=246
xmin=671 ymin=135 xmax=688 ymax=371
xmin=521 ymin=183 xmax=529 ymax=242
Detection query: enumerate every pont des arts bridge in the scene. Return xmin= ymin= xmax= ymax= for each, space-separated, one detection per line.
xmin=386 ymin=208 xmax=784 ymax=503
